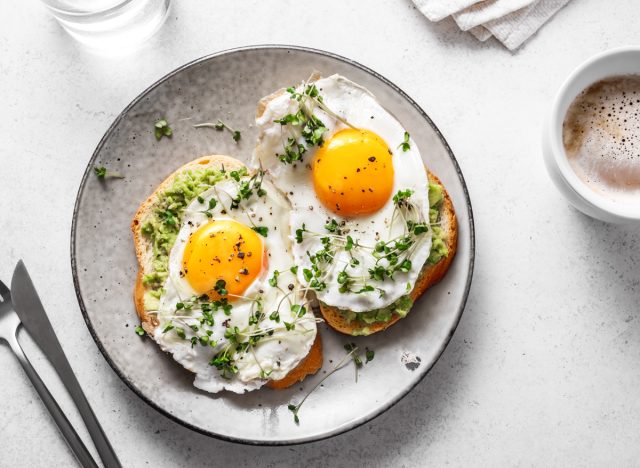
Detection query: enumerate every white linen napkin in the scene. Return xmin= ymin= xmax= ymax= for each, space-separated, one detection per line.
xmin=413 ymin=0 xmax=572 ymax=50
xmin=412 ymin=0 xmax=484 ymax=22
xmin=452 ymin=0 xmax=537 ymax=31
xmin=481 ymin=0 xmax=572 ymax=50
xmin=468 ymin=25 xmax=493 ymax=42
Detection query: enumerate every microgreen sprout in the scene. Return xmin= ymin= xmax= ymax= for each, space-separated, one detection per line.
xmin=134 ymin=325 xmax=145 ymax=336
xmin=295 ymin=224 xmax=306 ymax=244
xmin=193 ymin=119 xmax=241 ymax=142
xmin=392 ymin=189 xmax=414 ymax=204
xmin=198 ymin=196 xmax=218 ymax=218
xmin=94 ymin=166 xmax=124 ymax=179
xmin=154 ymin=118 xmax=173 ymax=140
xmin=212 ymin=167 xmax=268 ymax=217
xmin=366 ymin=189 xmax=429 ymax=281
xmin=288 ymin=344 xmax=360 ymax=424
xmin=269 ymin=270 xmax=280 ymax=287
xmin=365 ymin=348 xmax=375 ymax=363
xmin=252 ymin=226 xmax=269 ymax=237
xmin=324 ymin=218 xmax=341 ymax=234
xmin=344 ymin=342 xmax=363 ymax=368
xmin=285 ymin=83 xmax=357 ymax=131
xmin=398 ymin=131 xmax=411 ymax=152
xmin=214 ymin=279 xmax=228 ymax=296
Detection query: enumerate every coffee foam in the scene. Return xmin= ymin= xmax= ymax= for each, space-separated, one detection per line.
xmin=562 ymin=75 xmax=640 ymax=204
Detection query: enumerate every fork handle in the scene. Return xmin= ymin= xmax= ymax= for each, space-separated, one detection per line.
xmin=45 ymin=343 xmax=122 ymax=468
xmin=7 ymin=334 xmax=99 ymax=468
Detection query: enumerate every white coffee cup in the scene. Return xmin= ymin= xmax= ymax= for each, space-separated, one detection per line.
xmin=542 ymin=46 xmax=640 ymax=223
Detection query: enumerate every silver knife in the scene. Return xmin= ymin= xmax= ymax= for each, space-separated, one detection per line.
xmin=11 ymin=260 xmax=122 ymax=468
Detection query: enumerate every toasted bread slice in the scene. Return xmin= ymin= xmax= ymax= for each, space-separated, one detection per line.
xmin=318 ymin=171 xmax=457 ymax=336
xmin=131 ymin=154 xmax=322 ymax=389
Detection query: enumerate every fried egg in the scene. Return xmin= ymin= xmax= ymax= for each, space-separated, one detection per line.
xmin=154 ymin=171 xmax=317 ymax=393
xmin=252 ymin=75 xmax=433 ymax=312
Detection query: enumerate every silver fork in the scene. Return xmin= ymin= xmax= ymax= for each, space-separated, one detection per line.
xmin=0 ymin=279 xmax=98 ymax=468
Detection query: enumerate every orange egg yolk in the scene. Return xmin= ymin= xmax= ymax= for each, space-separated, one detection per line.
xmin=182 ymin=220 xmax=264 ymax=299
xmin=312 ymin=128 xmax=394 ymax=217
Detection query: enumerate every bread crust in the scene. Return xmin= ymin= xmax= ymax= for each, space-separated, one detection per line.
xmin=131 ymin=155 xmax=322 ymax=390
xmin=318 ymin=171 xmax=458 ymax=336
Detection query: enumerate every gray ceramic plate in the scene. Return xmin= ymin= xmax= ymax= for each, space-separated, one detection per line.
xmin=71 ymin=45 xmax=474 ymax=445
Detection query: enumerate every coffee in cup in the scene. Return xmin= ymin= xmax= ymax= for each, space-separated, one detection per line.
xmin=562 ymin=75 xmax=640 ymax=204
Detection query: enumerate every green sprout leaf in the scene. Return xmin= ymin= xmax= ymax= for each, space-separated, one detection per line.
xmin=154 ymin=118 xmax=173 ymax=141
xmin=94 ymin=166 xmax=124 ymax=179
xmin=398 ymin=131 xmax=410 ymax=152
xmin=393 ymin=189 xmax=414 ymax=204
xmin=291 ymin=304 xmax=307 ymax=318
xmin=365 ymin=348 xmax=375 ymax=363
xmin=302 ymin=268 xmax=313 ymax=282
xmin=194 ymin=119 xmax=241 ymax=143
xmin=288 ymin=404 xmax=300 ymax=424
xmin=252 ymin=226 xmax=268 ymax=237
xmin=295 ymin=224 xmax=306 ymax=243
xmin=324 ymin=218 xmax=340 ymax=233
xmin=343 ymin=342 xmax=363 ymax=368
xmin=345 ymin=236 xmax=354 ymax=251
xmin=214 ymin=279 xmax=228 ymax=296
xmin=268 ymin=270 xmax=279 ymax=287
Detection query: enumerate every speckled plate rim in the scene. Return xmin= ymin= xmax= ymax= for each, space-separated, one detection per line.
xmin=71 ymin=44 xmax=475 ymax=446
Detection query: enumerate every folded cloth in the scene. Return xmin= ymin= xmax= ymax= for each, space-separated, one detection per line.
xmin=468 ymin=25 xmax=493 ymax=41
xmin=482 ymin=0 xmax=572 ymax=50
xmin=412 ymin=0 xmax=572 ymax=50
xmin=453 ymin=0 xmax=537 ymax=31
xmin=412 ymin=0 xmax=485 ymax=21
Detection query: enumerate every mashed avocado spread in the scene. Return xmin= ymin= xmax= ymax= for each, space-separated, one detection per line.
xmin=337 ymin=181 xmax=449 ymax=331
xmin=339 ymin=295 xmax=414 ymax=332
xmin=427 ymin=182 xmax=449 ymax=265
xmin=140 ymin=167 xmax=226 ymax=299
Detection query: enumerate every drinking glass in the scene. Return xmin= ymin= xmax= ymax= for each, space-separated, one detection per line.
xmin=40 ymin=0 xmax=171 ymax=52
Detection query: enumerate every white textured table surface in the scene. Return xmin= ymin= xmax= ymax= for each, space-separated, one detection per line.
xmin=1 ymin=1 xmax=639 ymax=466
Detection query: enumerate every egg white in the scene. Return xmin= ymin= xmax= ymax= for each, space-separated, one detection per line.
xmin=252 ymin=75 xmax=433 ymax=312
xmin=153 ymin=175 xmax=317 ymax=394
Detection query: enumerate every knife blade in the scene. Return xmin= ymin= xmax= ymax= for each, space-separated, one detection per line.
xmin=11 ymin=260 xmax=122 ymax=468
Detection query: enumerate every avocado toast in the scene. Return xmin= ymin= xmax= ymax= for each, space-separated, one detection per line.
xmin=131 ymin=155 xmax=322 ymax=390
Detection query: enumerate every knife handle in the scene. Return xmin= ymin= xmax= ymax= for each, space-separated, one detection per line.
xmin=7 ymin=333 xmax=99 ymax=468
